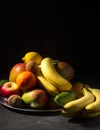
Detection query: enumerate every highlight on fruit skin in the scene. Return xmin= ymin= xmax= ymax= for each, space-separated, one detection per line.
xmin=22 ymin=51 xmax=43 ymax=65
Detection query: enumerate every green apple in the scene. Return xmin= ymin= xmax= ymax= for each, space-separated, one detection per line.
xmin=22 ymin=89 xmax=48 ymax=108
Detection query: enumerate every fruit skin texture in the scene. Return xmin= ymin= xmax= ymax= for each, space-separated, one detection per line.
xmin=63 ymin=87 xmax=95 ymax=112
xmin=9 ymin=63 xmax=26 ymax=82
xmin=0 ymin=82 xmax=20 ymax=97
xmin=25 ymin=60 xmax=37 ymax=73
xmin=55 ymin=61 xmax=75 ymax=80
xmin=16 ymin=71 xmax=37 ymax=93
xmin=85 ymin=87 xmax=100 ymax=113
xmin=22 ymin=89 xmax=48 ymax=108
xmin=40 ymin=57 xmax=72 ymax=91
xmin=22 ymin=51 xmax=42 ymax=65
xmin=36 ymin=66 xmax=59 ymax=96
xmin=54 ymin=91 xmax=77 ymax=107
xmin=7 ymin=94 xmax=24 ymax=108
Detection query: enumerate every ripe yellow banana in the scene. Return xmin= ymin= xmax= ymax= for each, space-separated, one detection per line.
xmin=81 ymin=110 xmax=100 ymax=119
xmin=36 ymin=66 xmax=59 ymax=96
xmin=85 ymin=87 xmax=100 ymax=113
xmin=64 ymin=87 xmax=95 ymax=112
xmin=40 ymin=57 xmax=72 ymax=91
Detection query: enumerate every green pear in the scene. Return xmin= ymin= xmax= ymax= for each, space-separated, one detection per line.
xmin=22 ymin=89 xmax=48 ymax=108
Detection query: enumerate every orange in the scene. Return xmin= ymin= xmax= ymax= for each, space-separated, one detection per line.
xmin=16 ymin=71 xmax=37 ymax=92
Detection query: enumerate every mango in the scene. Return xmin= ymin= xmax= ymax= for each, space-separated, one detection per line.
xmin=22 ymin=89 xmax=48 ymax=108
xmin=54 ymin=91 xmax=77 ymax=107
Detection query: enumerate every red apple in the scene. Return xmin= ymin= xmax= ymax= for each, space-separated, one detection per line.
xmin=9 ymin=63 xmax=26 ymax=82
xmin=0 ymin=82 xmax=20 ymax=97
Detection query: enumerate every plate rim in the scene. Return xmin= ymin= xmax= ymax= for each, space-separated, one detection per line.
xmin=0 ymin=96 xmax=62 ymax=113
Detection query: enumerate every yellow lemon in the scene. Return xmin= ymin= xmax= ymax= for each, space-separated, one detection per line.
xmin=22 ymin=52 xmax=42 ymax=65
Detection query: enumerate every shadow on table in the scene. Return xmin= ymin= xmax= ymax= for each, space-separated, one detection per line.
xmin=68 ymin=116 xmax=100 ymax=128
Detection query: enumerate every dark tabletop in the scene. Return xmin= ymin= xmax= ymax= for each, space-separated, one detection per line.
xmin=0 ymin=74 xmax=100 ymax=130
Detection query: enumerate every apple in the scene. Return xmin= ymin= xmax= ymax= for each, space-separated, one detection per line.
xmin=16 ymin=71 xmax=37 ymax=93
xmin=9 ymin=63 xmax=26 ymax=82
xmin=0 ymin=82 xmax=20 ymax=97
xmin=0 ymin=79 xmax=9 ymax=95
xmin=22 ymin=89 xmax=48 ymax=108
xmin=55 ymin=61 xmax=75 ymax=80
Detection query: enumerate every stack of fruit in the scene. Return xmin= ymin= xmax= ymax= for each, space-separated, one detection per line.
xmin=0 ymin=51 xmax=100 ymax=119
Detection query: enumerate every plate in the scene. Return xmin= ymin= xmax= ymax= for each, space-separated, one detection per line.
xmin=0 ymin=96 xmax=62 ymax=114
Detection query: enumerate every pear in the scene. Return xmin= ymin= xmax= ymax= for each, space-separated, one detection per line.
xmin=22 ymin=89 xmax=48 ymax=108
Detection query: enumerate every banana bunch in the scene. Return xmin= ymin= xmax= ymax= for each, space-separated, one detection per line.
xmin=40 ymin=57 xmax=72 ymax=91
xmin=81 ymin=87 xmax=100 ymax=118
xmin=61 ymin=85 xmax=100 ymax=119
xmin=36 ymin=66 xmax=59 ymax=96
xmin=25 ymin=54 xmax=100 ymax=119
xmin=36 ymin=57 xmax=72 ymax=97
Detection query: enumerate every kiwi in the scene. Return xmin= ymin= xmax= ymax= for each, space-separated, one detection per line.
xmin=7 ymin=94 xmax=24 ymax=108
xmin=25 ymin=60 xmax=37 ymax=73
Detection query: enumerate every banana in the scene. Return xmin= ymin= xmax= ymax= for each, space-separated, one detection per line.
xmin=85 ymin=87 xmax=100 ymax=113
xmin=40 ymin=57 xmax=72 ymax=91
xmin=36 ymin=66 xmax=59 ymax=96
xmin=63 ymin=87 xmax=95 ymax=112
xmin=81 ymin=110 xmax=100 ymax=119
xmin=61 ymin=109 xmax=81 ymax=118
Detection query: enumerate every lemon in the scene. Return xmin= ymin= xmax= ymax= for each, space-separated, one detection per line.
xmin=22 ymin=52 xmax=42 ymax=65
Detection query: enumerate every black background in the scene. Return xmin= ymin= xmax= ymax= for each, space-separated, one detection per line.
xmin=0 ymin=1 xmax=100 ymax=79
xmin=0 ymin=2 xmax=100 ymax=130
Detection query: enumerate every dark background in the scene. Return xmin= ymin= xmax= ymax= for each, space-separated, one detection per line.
xmin=0 ymin=2 xmax=100 ymax=79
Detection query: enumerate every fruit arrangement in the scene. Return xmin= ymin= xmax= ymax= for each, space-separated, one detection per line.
xmin=0 ymin=51 xmax=100 ymax=119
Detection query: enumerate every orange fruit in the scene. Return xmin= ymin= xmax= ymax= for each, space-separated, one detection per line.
xmin=16 ymin=71 xmax=37 ymax=92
